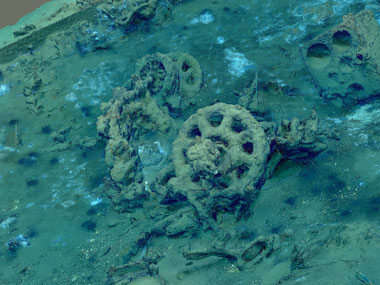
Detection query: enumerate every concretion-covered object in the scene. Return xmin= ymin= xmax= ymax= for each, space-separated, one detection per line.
xmin=274 ymin=110 xmax=329 ymax=162
xmin=97 ymin=76 xmax=174 ymax=212
xmin=0 ymin=1 xmax=101 ymax=64
xmin=97 ymin=54 xmax=335 ymax=229
xmin=97 ymin=51 xmax=202 ymax=212
xmin=303 ymin=10 xmax=380 ymax=106
xmin=107 ymin=259 xmax=163 ymax=285
xmin=169 ymin=103 xmax=270 ymax=221
xmin=183 ymin=233 xmax=280 ymax=270
xmin=165 ymin=103 xmax=336 ymax=236
xmin=134 ymin=52 xmax=202 ymax=116
xmin=98 ymin=0 xmax=161 ymax=29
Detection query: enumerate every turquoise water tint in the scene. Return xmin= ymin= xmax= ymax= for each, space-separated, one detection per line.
xmin=1 ymin=0 xmax=380 ymax=284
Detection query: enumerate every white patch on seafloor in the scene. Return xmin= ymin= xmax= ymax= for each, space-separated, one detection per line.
xmin=0 ymin=83 xmax=10 ymax=96
xmin=298 ymin=24 xmax=306 ymax=31
xmin=0 ymin=144 xmax=17 ymax=160
xmin=26 ymin=202 xmax=35 ymax=208
xmin=216 ymin=36 xmax=225 ymax=44
xmin=343 ymin=104 xmax=380 ymax=147
xmin=70 ymin=61 xmax=127 ymax=106
xmin=346 ymin=105 xmax=380 ymax=124
xmin=224 ymin=48 xmax=254 ymax=77
xmin=0 ymin=144 xmax=16 ymax=152
xmin=199 ymin=12 xmax=214 ymax=24
xmin=0 ymin=217 xmax=17 ymax=229
xmin=65 ymin=92 xmax=78 ymax=102
xmin=49 ymin=155 xmax=89 ymax=206
xmin=327 ymin=117 xmax=344 ymax=124
xmin=90 ymin=197 xmax=103 ymax=206
xmin=60 ymin=200 xmax=76 ymax=208
xmin=257 ymin=34 xmax=275 ymax=43
xmin=190 ymin=12 xmax=214 ymax=25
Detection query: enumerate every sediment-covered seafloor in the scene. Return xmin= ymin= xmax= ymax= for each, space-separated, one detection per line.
xmin=1 ymin=0 xmax=380 ymax=284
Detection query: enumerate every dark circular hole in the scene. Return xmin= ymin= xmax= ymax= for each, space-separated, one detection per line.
xmin=28 ymin=152 xmax=39 ymax=159
xmin=26 ymin=228 xmax=38 ymax=238
xmin=49 ymin=157 xmax=59 ymax=165
xmin=8 ymin=119 xmax=19 ymax=126
xmin=231 ymin=119 xmax=247 ymax=133
xmin=284 ymin=197 xmax=296 ymax=206
xmin=81 ymin=106 xmax=91 ymax=117
xmin=307 ymin=43 xmax=330 ymax=58
xmin=41 ymin=125 xmax=52 ymax=135
xmin=332 ymin=30 xmax=351 ymax=47
xmin=188 ymin=126 xmax=202 ymax=138
xmin=81 ymin=220 xmax=97 ymax=232
xmin=208 ymin=113 xmax=224 ymax=127
xmin=26 ymin=179 xmax=39 ymax=187
xmin=182 ymin=61 xmax=190 ymax=72
xmin=242 ymin=142 xmax=254 ymax=154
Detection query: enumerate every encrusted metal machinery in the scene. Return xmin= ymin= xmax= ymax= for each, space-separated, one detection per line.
xmin=302 ymin=10 xmax=380 ymax=106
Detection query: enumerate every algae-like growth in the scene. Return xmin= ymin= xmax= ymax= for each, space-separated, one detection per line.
xmin=1 ymin=0 xmax=380 ymax=284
